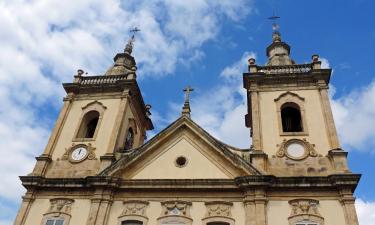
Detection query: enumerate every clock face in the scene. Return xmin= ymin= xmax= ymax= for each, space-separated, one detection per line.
xmin=70 ymin=147 xmax=88 ymax=162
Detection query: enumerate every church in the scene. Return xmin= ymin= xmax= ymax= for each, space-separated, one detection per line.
xmin=13 ymin=25 xmax=361 ymax=225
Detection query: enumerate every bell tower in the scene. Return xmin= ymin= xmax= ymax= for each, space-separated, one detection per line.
xmin=31 ymin=33 xmax=153 ymax=178
xmin=243 ymin=28 xmax=349 ymax=176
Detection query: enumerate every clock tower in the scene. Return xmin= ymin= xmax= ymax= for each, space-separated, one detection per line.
xmin=28 ymin=36 xmax=153 ymax=178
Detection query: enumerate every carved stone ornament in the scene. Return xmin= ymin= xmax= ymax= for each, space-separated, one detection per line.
xmin=46 ymin=198 xmax=74 ymax=215
xmin=60 ymin=143 xmax=96 ymax=163
xmin=161 ymin=201 xmax=192 ymax=217
xmin=288 ymin=199 xmax=324 ymax=225
xmin=276 ymin=138 xmax=318 ymax=160
xmin=204 ymin=201 xmax=233 ymax=218
xmin=120 ymin=200 xmax=149 ymax=217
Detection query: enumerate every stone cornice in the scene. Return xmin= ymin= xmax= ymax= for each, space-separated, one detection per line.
xmin=243 ymin=68 xmax=332 ymax=90
xmin=235 ymin=174 xmax=361 ymax=192
xmin=20 ymin=174 xmax=360 ymax=193
xmin=63 ymin=77 xmax=153 ymax=130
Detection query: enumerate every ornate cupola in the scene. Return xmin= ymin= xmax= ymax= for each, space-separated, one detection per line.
xmin=105 ymin=33 xmax=138 ymax=76
xmin=266 ymin=30 xmax=295 ymax=66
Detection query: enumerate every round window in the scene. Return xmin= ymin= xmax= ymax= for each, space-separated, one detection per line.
xmin=175 ymin=156 xmax=188 ymax=167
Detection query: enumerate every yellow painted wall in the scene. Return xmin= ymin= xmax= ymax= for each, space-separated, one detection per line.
xmin=267 ymin=200 xmax=347 ymax=225
xmin=23 ymin=198 xmax=91 ymax=225
xmin=131 ymin=136 xmax=231 ymax=179
xmin=107 ymin=201 xmax=245 ymax=225
xmin=24 ymin=199 xmax=49 ymax=225
xmin=52 ymin=98 xmax=123 ymax=160
xmin=259 ymin=90 xmax=331 ymax=155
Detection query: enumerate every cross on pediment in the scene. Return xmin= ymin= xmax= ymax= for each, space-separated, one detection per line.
xmin=183 ymin=86 xmax=194 ymax=103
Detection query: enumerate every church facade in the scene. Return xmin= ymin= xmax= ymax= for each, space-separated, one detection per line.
xmin=13 ymin=29 xmax=360 ymax=225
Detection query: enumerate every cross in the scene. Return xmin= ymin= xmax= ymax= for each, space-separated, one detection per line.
xmin=183 ymin=86 xmax=194 ymax=103
xmin=268 ymin=14 xmax=280 ymax=31
xmin=130 ymin=27 xmax=141 ymax=38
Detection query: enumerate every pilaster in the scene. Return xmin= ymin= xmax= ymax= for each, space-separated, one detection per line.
xmin=317 ymin=82 xmax=340 ymax=150
xmin=328 ymin=149 xmax=349 ymax=173
xmin=13 ymin=190 xmax=35 ymax=225
xmin=243 ymin=189 xmax=268 ymax=225
xmin=32 ymin=94 xmax=74 ymax=176
xmin=100 ymin=90 xmax=130 ymax=171
xmin=86 ymin=188 xmax=114 ymax=225
xmin=339 ymin=188 xmax=359 ymax=225
xmin=250 ymin=150 xmax=268 ymax=173
xmin=250 ymin=86 xmax=262 ymax=151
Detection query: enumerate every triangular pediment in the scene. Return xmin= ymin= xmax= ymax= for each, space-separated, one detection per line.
xmin=100 ymin=116 xmax=260 ymax=179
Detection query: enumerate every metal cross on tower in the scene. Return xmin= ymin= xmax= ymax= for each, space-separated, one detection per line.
xmin=130 ymin=27 xmax=141 ymax=38
xmin=125 ymin=27 xmax=141 ymax=54
xmin=268 ymin=14 xmax=280 ymax=31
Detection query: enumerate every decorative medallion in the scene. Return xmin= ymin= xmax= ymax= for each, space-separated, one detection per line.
xmin=61 ymin=143 xmax=96 ymax=163
xmin=46 ymin=198 xmax=74 ymax=215
xmin=161 ymin=201 xmax=191 ymax=217
xmin=204 ymin=201 xmax=233 ymax=218
xmin=288 ymin=199 xmax=324 ymax=225
xmin=120 ymin=200 xmax=149 ymax=217
xmin=276 ymin=139 xmax=318 ymax=160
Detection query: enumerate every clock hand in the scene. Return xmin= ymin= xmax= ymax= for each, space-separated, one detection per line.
xmin=79 ymin=149 xmax=81 ymax=154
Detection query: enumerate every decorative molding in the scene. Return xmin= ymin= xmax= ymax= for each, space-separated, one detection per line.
xmin=161 ymin=201 xmax=192 ymax=217
xmin=158 ymin=201 xmax=193 ymax=225
xmin=204 ymin=201 xmax=233 ymax=218
xmin=274 ymin=91 xmax=305 ymax=102
xmin=288 ymin=199 xmax=324 ymax=225
xmin=60 ymin=143 xmax=96 ymax=162
xmin=82 ymin=100 xmax=107 ymax=111
xmin=120 ymin=200 xmax=149 ymax=217
xmin=46 ymin=198 xmax=74 ymax=215
xmin=276 ymin=138 xmax=318 ymax=160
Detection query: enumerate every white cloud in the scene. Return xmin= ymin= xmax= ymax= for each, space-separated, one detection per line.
xmin=331 ymin=80 xmax=375 ymax=152
xmin=320 ymin=57 xmax=330 ymax=69
xmin=356 ymin=199 xmax=375 ymax=225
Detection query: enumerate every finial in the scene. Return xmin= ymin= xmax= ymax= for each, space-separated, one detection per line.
xmin=145 ymin=104 xmax=152 ymax=117
xmin=77 ymin=69 xmax=84 ymax=76
xmin=182 ymin=86 xmax=194 ymax=117
xmin=268 ymin=14 xmax=281 ymax=42
xmin=268 ymin=14 xmax=280 ymax=31
xmin=125 ymin=27 xmax=141 ymax=55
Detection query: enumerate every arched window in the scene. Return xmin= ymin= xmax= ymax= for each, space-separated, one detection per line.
xmin=207 ymin=222 xmax=230 ymax=225
xmin=121 ymin=220 xmax=143 ymax=225
xmin=77 ymin=110 xmax=100 ymax=138
xmin=124 ymin=128 xmax=134 ymax=150
xmin=281 ymin=103 xmax=302 ymax=132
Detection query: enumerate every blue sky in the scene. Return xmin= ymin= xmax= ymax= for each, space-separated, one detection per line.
xmin=1 ymin=0 xmax=375 ymax=224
